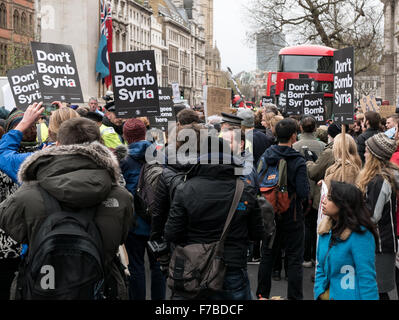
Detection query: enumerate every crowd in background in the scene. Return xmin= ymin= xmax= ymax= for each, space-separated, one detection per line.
xmin=0 ymin=97 xmax=397 ymax=301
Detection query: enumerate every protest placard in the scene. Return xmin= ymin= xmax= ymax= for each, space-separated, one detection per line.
xmin=31 ymin=42 xmax=83 ymax=103
xmin=204 ymin=86 xmax=232 ymax=118
xmin=172 ymin=82 xmax=181 ymax=103
xmin=359 ymin=95 xmax=380 ymax=114
xmin=286 ymin=79 xmax=312 ymax=115
xmin=262 ymin=96 xmax=275 ymax=106
xmin=278 ymin=91 xmax=287 ymax=113
xmin=148 ymin=87 xmax=176 ymax=132
xmin=333 ymin=47 xmax=354 ymax=124
xmin=302 ymin=93 xmax=326 ymax=125
xmin=7 ymin=65 xmax=42 ymax=110
xmin=379 ymin=105 xmax=396 ymax=119
xmin=110 ymin=50 xmax=160 ymax=118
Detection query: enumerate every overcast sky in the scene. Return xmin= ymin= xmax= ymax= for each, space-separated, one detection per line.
xmin=214 ymin=0 xmax=256 ymax=74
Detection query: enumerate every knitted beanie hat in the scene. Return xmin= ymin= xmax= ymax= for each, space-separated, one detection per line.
xmin=365 ymin=133 xmax=397 ymax=161
xmin=123 ymin=118 xmax=146 ymax=145
xmin=5 ymin=110 xmax=24 ymax=133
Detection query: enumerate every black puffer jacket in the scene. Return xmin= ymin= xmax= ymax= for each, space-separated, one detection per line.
xmin=365 ymin=175 xmax=398 ymax=254
xmin=164 ymin=160 xmax=265 ymax=268
xmin=356 ymin=129 xmax=379 ymax=164
xmin=150 ymin=162 xmax=194 ymax=242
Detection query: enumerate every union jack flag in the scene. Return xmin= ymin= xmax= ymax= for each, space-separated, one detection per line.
xmin=100 ymin=0 xmax=112 ymax=38
xmin=96 ymin=0 xmax=113 ymax=88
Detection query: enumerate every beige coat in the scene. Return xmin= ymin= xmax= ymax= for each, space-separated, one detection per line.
xmin=324 ymin=160 xmax=360 ymax=189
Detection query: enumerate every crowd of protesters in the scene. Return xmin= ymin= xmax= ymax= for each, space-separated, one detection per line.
xmin=0 ymin=96 xmax=398 ymax=301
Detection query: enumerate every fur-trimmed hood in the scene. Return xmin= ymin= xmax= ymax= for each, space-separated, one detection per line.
xmin=317 ymin=216 xmax=352 ymax=241
xmin=17 ymin=142 xmax=121 ymax=208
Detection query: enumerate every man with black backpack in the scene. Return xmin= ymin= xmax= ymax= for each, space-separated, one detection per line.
xmin=0 ymin=105 xmax=133 ymax=300
xmin=119 ymin=118 xmax=165 ymax=301
xmin=256 ymin=118 xmax=310 ymax=300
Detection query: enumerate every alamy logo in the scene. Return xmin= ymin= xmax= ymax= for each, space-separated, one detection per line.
xmin=40 ymin=265 xmax=55 ymax=290
xmin=340 ymin=265 xmax=355 ymax=290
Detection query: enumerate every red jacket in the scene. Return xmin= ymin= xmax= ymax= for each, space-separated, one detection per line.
xmin=390 ymin=146 xmax=399 ymax=236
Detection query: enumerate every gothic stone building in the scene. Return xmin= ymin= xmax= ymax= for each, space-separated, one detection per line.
xmin=0 ymin=0 xmax=35 ymax=76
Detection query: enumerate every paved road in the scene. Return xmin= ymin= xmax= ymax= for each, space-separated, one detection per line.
xmin=144 ymin=258 xmax=398 ymax=300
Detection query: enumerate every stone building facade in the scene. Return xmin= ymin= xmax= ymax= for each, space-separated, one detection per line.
xmin=0 ymin=0 xmax=35 ymax=76
xmin=380 ymin=0 xmax=398 ymax=105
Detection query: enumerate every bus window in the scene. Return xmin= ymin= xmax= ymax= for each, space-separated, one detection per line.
xmin=279 ymin=55 xmax=333 ymax=74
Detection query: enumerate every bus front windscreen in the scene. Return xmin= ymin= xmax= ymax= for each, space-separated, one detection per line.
xmin=279 ymin=55 xmax=333 ymax=74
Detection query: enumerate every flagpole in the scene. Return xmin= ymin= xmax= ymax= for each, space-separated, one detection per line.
xmin=98 ymin=0 xmax=101 ymax=101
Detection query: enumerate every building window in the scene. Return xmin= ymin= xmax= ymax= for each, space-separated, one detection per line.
xmin=21 ymin=12 xmax=27 ymax=33
xmin=0 ymin=43 xmax=7 ymax=67
xmin=0 ymin=3 xmax=7 ymax=29
xmin=13 ymin=10 xmax=20 ymax=33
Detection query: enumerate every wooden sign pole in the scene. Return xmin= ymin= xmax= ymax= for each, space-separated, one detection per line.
xmin=341 ymin=125 xmax=346 ymax=182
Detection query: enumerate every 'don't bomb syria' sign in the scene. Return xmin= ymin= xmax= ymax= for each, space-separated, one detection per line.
xmin=110 ymin=50 xmax=160 ymax=118
xmin=302 ymin=93 xmax=326 ymax=125
xmin=31 ymin=42 xmax=84 ymax=103
xmin=7 ymin=65 xmax=42 ymax=110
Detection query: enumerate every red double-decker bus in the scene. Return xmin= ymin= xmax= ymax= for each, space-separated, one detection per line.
xmin=267 ymin=44 xmax=336 ymax=118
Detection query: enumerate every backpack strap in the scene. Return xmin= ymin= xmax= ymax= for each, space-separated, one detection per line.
xmin=258 ymin=160 xmax=269 ymax=184
xmin=277 ymin=158 xmax=288 ymax=190
xmin=136 ymin=161 xmax=148 ymax=193
xmin=218 ymin=179 xmax=245 ymax=246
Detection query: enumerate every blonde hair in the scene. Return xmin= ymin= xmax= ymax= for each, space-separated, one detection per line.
xmin=357 ymin=148 xmax=398 ymax=193
xmin=137 ymin=117 xmax=150 ymax=128
xmin=48 ymin=108 xmax=80 ymax=141
xmin=333 ymin=134 xmax=362 ymax=170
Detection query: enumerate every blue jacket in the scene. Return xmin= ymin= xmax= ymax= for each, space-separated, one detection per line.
xmin=120 ymin=140 xmax=154 ymax=236
xmin=0 ymin=130 xmax=32 ymax=184
xmin=314 ymin=221 xmax=379 ymax=300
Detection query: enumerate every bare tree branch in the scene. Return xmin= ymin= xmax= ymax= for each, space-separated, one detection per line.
xmin=245 ymin=0 xmax=383 ymax=74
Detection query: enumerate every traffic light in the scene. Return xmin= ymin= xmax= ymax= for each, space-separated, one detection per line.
xmin=180 ymin=90 xmax=184 ymax=100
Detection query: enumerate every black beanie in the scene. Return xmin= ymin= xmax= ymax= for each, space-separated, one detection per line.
xmin=328 ymin=123 xmax=341 ymax=138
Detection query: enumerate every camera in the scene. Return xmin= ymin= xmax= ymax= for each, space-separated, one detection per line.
xmin=102 ymin=90 xmax=114 ymax=102
xmin=147 ymin=239 xmax=170 ymax=258
xmin=302 ymin=146 xmax=318 ymax=162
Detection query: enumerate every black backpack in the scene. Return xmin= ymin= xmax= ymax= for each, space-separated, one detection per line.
xmin=15 ymin=187 xmax=105 ymax=300
xmin=134 ymin=163 xmax=163 ymax=225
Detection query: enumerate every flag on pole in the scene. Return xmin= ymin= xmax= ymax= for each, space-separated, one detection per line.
xmin=96 ymin=0 xmax=113 ymax=88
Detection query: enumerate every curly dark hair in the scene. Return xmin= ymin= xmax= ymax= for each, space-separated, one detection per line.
xmin=329 ymin=181 xmax=378 ymax=247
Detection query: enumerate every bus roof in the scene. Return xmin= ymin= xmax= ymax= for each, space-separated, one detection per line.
xmin=279 ymin=45 xmax=336 ymax=56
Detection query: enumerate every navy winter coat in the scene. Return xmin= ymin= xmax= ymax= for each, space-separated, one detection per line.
xmin=258 ymin=145 xmax=310 ymax=221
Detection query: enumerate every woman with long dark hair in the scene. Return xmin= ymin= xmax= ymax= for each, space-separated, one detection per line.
xmin=314 ymin=181 xmax=379 ymax=300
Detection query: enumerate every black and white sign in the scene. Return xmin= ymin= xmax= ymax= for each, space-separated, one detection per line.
xmin=302 ymin=93 xmax=326 ymax=125
xmin=262 ymin=96 xmax=275 ymax=106
xmin=172 ymin=82 xmax=181 ymax=103
xmin=149 ymin=87 xmax=176 ymax=132
xmin=286 ymin=79 xmax=312 ymax=115
xmin=110 ymin=50 xmax=160 ymax=118
xmin=278 ymin=91 xmax=287 ymax=112
xmin=31 ymin=42 xmax=84 ymax=103
xmin=333 ymin=47 xmax=354 ymax=124
xmin=7 ymin=65 xmax=42 ymax=111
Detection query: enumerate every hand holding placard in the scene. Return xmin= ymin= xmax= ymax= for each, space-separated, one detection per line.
xmin=15 ymin=102 xmax=44 ymax=133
